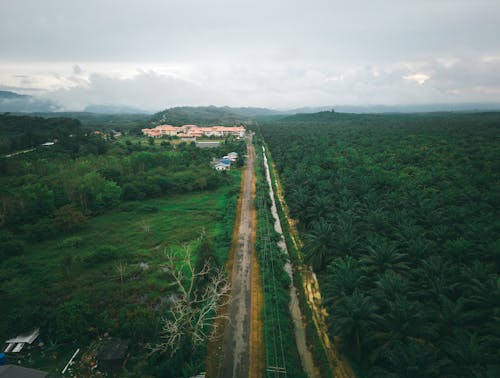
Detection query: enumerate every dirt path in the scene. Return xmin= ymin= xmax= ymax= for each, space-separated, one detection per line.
xmin=217 ymin=133 xmax=262 ymax=377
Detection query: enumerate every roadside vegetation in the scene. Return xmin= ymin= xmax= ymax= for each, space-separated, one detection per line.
xmin=254 ymin=141 xmax=306 ymax=377
xmin=0 ymin=114 xmax=244 ymax=376
xmin=255 ymin=111 xmax=500 ymax=376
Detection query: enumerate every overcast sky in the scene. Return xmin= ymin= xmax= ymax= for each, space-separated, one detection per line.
xmin=1 ymin=0 xmax=499 ymax=110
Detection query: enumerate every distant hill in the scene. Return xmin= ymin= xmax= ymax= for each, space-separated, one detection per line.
xmin=221 ymin=106 xmax=280 ymax=117
xmin=331 ymin=103 xmax=500 ymax=113
xmin=278 ymin=103 xmax=500 ymax=114
xmin=276 ymin=109 xmax=500 ymax=127
xmin=0 ymin=90 xmax=59 ymax=112
xmin=150 ymin=106 xmax=254 ymax=126
xmin=84 ymin=104 xmax=151 ymax=114
xmin=0 ymin=90 xmax=29 ymax=100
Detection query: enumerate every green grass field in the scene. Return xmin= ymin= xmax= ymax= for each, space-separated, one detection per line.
xmin=0 ymin=171 xmax=240 ymax=375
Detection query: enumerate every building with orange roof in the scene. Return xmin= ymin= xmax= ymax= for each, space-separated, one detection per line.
xmin=142 ymin=124 xmax=245 ymax=138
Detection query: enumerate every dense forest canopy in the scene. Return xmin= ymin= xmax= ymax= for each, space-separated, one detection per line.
xmin=13 ymin=112 xmax=152 ymax=133
xmin=0 ymin=113 xmax=83 ymax=154
xmin=256 ymin=111 xmax=500 ymax=377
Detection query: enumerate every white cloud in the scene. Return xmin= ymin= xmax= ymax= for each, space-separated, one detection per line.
xmin=403 ymin=73 xmax=431 ymax=85
xmin=1 ymin=54 xmax=500 ymax=110
xmin=0 ymin=1 xmax=499 ymax=107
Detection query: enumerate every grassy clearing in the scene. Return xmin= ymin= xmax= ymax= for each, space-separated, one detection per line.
xmin=0 ymin=170 xmax=240 ymax=375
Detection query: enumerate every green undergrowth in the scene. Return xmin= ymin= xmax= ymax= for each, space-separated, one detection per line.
xmin=0 ymin=170 xmax=240 ymax=376
xmin=254 ymin=142 xmax=306 ymax=378
xmin=256 ymin=134 xmax=333 ymax=376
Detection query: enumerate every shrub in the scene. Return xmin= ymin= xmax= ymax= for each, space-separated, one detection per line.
xmin=53 ymin=204 xmax=87 ymax=232
xmin=22 ymin=218 xmax=56 ymax=242
xmin=81 ymin=245 xmax=119 ymax=266
xmin=0 ymin=231 xmax=25 ymax=258
xmin=45 ymin=300 xmax=94 ymax=343
xmin=137 ymin=204 xmax=159 ymax=213
xmin=59 ymin=236 xmax=84 ymax=249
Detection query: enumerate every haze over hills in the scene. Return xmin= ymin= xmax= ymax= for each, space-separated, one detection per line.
xmin=83 ymin=104 xmax=151 ymax=114
xmin=0 ymin=90 xmax=59 ymax=112
xmin=2 ymin=90 xmax=500 ymax=118
xmin=0 ymin=90 xmax=29 ymax=100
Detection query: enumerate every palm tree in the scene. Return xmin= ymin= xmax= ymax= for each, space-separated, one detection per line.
xmin=305 ymin=195 xmax=333 ymax=222
xmin=329 ymin=289 xmax=377 ymax=361
xmin=412 ymin=256 xmax=457 ymax=302
xmin=303 ymin=220 xmax=335 ymax=271
xmin=393 ymin=211 xmax=424 ymax=243
xmin=440 ymin=331 xmax=490 ymax=377
xmin=433 ymin=295 xmax=471 ymax=340
xmin=360 ymin=235 xmax=408 ymax=277
xmin=460 ymin=261 xmax=500 ymax=324
xmin=333 ymin=211 xmax=361 ymax=254
xmin=324 ymin=256 xmax=365 ymax=303
xmin=405 ymin=236 xmax=433 ymax=265
xmin=289 ymin=186 xmax=311 ymax=223
xmin=373 ymin=340 xmax=442 ymax=378
xmin=364 ymin=207 xmax=389 ymax=234
xmin=370 ymin=296 xmax=435 ymax=363
xmin=370 ymin=271 xmax=409 ymax=307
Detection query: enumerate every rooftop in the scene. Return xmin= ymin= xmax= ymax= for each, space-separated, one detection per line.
xmin=0 ymin=365 xmax=47 ymax=378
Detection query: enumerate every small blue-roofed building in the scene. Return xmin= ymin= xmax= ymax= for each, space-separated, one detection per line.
xmin=215 ymin=162 xmax=230 ymax=171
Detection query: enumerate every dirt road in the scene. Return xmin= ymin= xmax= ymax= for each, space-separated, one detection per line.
xmin=217 ymin=134 xmax=259 ymax=377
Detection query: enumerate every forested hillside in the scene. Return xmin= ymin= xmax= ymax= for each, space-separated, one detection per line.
xmin=151 ymin=106 xmax=251 ymax=126
xmin=257 ymin=112 xmax=500 ymax=376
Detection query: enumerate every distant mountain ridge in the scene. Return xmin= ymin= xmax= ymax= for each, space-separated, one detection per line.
xmin=84 ymin=104 xmax=151 ymax=114
xmin=0 ymin=90 xmax=58 ymax=112
xmin=330 ymin=103 xmax=500 ymax=113
xmin=0 ymin=90 xmax=29 ymax=99
xmin=1 ymin=89 xmax=499 ymax=116
xmin=271 ymin=103 xmax=500 ymax=114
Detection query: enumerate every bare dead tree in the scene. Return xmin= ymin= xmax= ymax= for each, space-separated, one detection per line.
xmin=149 ymin=244 xmax=230 ymax=356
